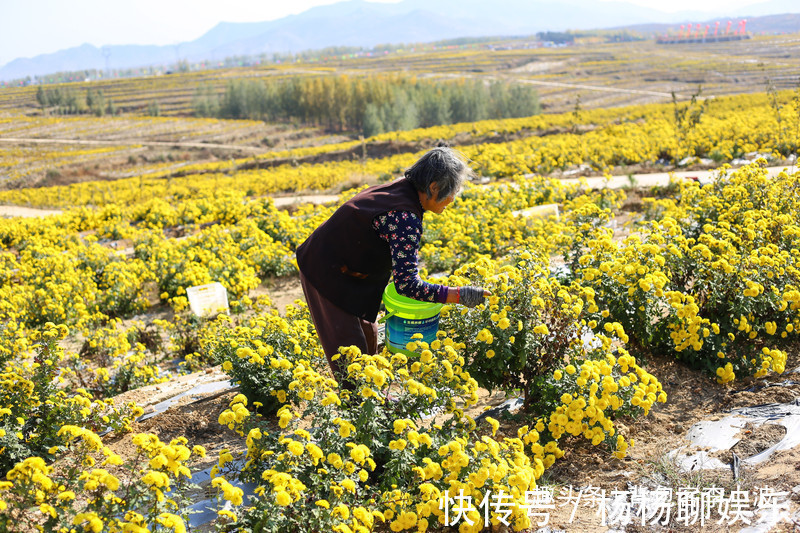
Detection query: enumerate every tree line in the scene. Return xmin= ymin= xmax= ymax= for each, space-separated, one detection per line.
xmin=537 ymin=30 xmax=645 ymax=44
xmin=193 ymin=74 xmax=541 ymax=136
xmin=36 ymin=86 xmax=119 ymax=116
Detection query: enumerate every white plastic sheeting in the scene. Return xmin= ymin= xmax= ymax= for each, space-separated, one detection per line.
xmin=669 ymin=399 xmax=800 ymax=471
xmin=664 ymin=396 xmax=800 ymax=531
xmin=187 ymin=459 xmax=260 ymax=528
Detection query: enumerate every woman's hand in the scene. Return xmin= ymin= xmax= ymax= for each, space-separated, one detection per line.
xmin=458 ymin=286 xmax=491 ymax=308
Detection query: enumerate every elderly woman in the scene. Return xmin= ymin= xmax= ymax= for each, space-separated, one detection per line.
xmin=296 ymin=146 xmax=488 ymax=385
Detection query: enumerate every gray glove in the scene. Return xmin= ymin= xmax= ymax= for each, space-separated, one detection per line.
xmin=460 ymin=286 xmax=486 ymax=308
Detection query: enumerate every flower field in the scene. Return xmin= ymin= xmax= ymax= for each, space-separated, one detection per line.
xmin=1 ymin=146 xmax=799 ymax=529
xmin=2 ymin=31 xmax=800 ymax=531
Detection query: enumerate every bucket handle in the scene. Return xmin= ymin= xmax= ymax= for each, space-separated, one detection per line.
xmin=377 ymin=311 xmax=396 ymax=324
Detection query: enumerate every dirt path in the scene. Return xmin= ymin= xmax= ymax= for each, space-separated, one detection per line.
xmin=271 ymin=194 xmax=338 ymax=207
xmin=560 ymin=164 xmax=795 ymax=188
xmin=0 ymin=205 xmax=62 ymax=218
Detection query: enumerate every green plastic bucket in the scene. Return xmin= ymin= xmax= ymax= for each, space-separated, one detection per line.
xmin=380 ymin=282 xmax=442 ymax=355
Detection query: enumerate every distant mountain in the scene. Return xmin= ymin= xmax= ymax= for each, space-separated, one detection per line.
xmin=1 ymin=43 xmax=176 ymax=80
xmin=1 ymin=0 xmax=798 ymax=81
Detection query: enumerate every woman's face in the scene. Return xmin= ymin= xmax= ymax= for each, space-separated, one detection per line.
xmin=419 ymin=183 xmax=455 ymax=214
xmin=424 ymin=193 xmax=455 ymax=214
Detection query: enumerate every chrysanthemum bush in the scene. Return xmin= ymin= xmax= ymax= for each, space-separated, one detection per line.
xmin=436 ymin=252 xmax=664 ymax=461
xmin=254 ymin=196 xmax=338 ymax=251
xmin=0 ymin=320 xmax=205 ymax=529
xmin=524 ymin=346 xmax=665 ymax=462
xmin=420 ymin=177 xmax=571 ymax=272
xmin=67 ymin=318 xmax=168 ymax=397
xmin=0 ymin=323 xmax=141 ymax=474
xmin=0 ymin=319 xmax=29 ymax=367
xmin=653 ymin=163 xmax=800 ymax=382
xmin=437 ymin=252 xmax=569 ymax=397
xmin=553 ymin=192 xmax=623 ymax=278
xmin=0 ymin=236 xmax=152 ymax=329
xmin=576 ymin=161 xmax=800 ymax=383
xmin=209 ymin=339 xmax=547 ymax=533
xmin=0 ymin=424 xmax=205 ymax=533
xmin=202 ymin=302 xmax=324 ymax=415
xmin=566 ymin=216 xmax=679 ymax=359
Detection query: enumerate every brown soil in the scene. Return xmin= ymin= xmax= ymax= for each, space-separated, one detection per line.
xmin=107 ymin=391 xmax=242 ymax=462
xmin=732 ymin=423 xmax=787 ymax=459
xmin=251 ymin=276 xmax=305 ymax=313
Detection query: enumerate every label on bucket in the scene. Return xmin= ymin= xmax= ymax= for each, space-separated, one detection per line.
xmin=386 ymin=314 xmax=440 ymax=352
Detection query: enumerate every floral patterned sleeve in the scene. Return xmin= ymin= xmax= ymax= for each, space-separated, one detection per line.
xmin=373 ymin=210 xmax=450 ymax=303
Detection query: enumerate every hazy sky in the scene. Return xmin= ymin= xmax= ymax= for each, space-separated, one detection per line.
xmin=0 ymin=0 xmax=758 ymax=68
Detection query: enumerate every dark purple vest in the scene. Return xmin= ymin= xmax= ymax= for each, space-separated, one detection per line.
xmin=296 ymin=178 xmax=423 ymax=322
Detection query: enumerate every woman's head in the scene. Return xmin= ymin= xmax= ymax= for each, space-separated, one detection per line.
xmin=404 ymin=146 xmax=473 ymax=203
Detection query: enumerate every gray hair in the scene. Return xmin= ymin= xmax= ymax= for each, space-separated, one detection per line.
xmin=404 ymin=146 xmax=473 ymax=200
